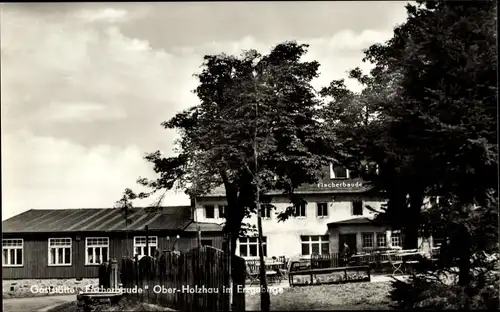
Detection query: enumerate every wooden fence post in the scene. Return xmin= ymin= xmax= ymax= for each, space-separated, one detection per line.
xmin=110 ymin=259 xmax=118 ymax=289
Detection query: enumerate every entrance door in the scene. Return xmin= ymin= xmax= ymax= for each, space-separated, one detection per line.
xmin=339 ymin=233 xmax=357 ymax=255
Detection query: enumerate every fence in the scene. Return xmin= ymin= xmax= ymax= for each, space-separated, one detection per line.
xmin=311 ymin=253 xmax=341 ymax=268
xmin=310 ymin=252 xmax=406 ymax=271
xmin=117 ymin=246 xmax=245 ymax=312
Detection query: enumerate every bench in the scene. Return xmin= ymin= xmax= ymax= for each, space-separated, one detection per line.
xmin=289 ymin=265 xmax=370 ymax=287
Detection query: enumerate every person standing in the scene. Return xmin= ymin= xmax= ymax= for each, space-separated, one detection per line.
xmin=342 ymin=243 xmax=351 ymax=266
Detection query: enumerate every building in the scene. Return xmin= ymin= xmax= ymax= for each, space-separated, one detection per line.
xmin=2 ymin=206 xmax=224 ymax=280
xmin=194 ymin=164 xmax=433 ymax=260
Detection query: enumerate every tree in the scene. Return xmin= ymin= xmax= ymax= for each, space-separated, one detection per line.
xmin=322 ymin=0 xmax=497 ymax=253
xmin=322 ymin=0 xmax=497 ymax=308
xmin=114 ymin=189 xmax=134 ymax=257
xmin=115 ymin=188 xmax=169 ymax=257
xmin=126 ymin=42 xmax=334 ymax=311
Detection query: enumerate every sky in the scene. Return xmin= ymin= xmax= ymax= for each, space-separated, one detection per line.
xmin=1 ymin=1 xmax=410 ymax=220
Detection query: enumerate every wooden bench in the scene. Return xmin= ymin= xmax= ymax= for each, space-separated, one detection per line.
xmin=289 ymin=265 xmax=370 ymax=287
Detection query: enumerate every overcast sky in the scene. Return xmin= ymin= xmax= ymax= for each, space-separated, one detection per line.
xmin=1 ymin=2 xmax=410 ymax=220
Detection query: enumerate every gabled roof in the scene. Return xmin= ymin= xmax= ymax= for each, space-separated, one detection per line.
xmin=2 ymin=206 xmax=196 ymax=234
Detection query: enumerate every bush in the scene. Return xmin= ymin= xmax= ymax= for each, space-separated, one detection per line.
xmin=390 ymin=270 xmax=499 ymax=310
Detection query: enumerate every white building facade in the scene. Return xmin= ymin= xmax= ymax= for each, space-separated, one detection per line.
xmin=195 ymin=165 xmax=426 ymax=259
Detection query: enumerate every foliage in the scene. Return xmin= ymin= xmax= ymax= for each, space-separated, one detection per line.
xmin=322 ymin=0 xmax=498 ymax=248
xmin=125 ymin=41 xmax=334 ymax=244
xmin=321 ymin=1 xmax=498 ymax=308
xmin=391 ymin=192 xmax=499 ymax=309
xmin=390 ymin=268 xmax=500 ymax=310
xmin=122 ymin=41 xmax=336 ymax=312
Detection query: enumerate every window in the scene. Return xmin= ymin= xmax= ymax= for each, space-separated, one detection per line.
xmin=391 ymin=232 xmax=401 ymax=247
xmin=362 ymin=233 xmax=374 ymax=248
xmin=205 ymin=205 xmax=215 ymax=219
xmin=260 ymin=204 xmax=272 ymax=219
xmin=218 ymin=205 xmax=226 ymax=218
xmin=376 ymin=233 xmax=387 ymax=248
xmin=85 ymin=237 xmax=109 ymax=265
xmin=301 ymin=235 xmax=329 ymax=256
xmin=317 ymin=203 xmax=328 ymax=218
xmin=366 ymin=163 xmax=379 ymax=175
xmin=294 ymin=202 xmax=306 ymax=217
xmin=201 ymin=239 xmax=213 ymax=247
xmin=352 ymin=200 xmax=363 ymax=216
xmin=134 ymin=236 xmax=157 ymax=260
xmin=48 ymin=238 xmax=72 ymax=266
xmin=239 ymin=237 xmax=267 ymax=258
xmin=2 ymin=239 xmax=23 ymax=267
xmin=330 ymin=164 xmax=350 ymax=179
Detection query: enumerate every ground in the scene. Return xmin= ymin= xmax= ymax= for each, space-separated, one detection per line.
xmin=2 ymin=294 xmax=76 ymax=312
xmin=245 ymin=281 xmax=395 ymax=310
xmin=11 ymin=276 xmax=401 ymax=311
xmin=44 ymin=301 xmax=176 ymax=312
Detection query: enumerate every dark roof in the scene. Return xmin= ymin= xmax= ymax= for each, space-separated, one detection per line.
xmin=327 ymin=217 xmax=386 ymax=227
xmin=184 ymin=222 xmax=224 ymax=232
xmin=199 ymin=165 xmax=373 ymax=198
xmin=2 ymin=206 xmax=195 ymax=234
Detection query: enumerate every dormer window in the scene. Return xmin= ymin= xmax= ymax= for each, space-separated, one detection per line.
xmin=329 ymin=164 xmax=350 ymax=179
xmin=205 ymin=205 xmax=215 ymax=219
xmin=366 ymin=163 xmax=379 ymax=175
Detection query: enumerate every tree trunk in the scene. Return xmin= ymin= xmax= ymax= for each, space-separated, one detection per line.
xmin=457 ymin=223 xmax=472 ymax=287
xmin=256 ymin=193 xmax=270 ymax=312
xmin=224 ymin=186 xmax=244 ymax=259
xmin=403 ymin=191 xmax=424 ymax=249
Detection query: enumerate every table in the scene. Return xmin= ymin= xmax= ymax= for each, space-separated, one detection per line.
xmin=255 ymin=261 xmax=285 ymax=281
xmin=386 ymin=251 xmax=425 ymax=275
xmin=350 ymin=250 xmax=425 ymax=274
xmin=255 ymin=261 xmax=284 ymax=268
xmin=350 ymin=253 xmax=373 ymax=265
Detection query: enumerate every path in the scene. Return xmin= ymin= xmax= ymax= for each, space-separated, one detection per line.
xmin=2 ymin=295 xmax=76 ymax=312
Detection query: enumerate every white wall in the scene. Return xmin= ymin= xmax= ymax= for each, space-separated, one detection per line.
xmin=195 ymin=193 xmax=386 ymax=259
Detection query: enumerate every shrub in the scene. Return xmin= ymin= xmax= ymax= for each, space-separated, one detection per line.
xmin=390 ymin=270 xmax=499 ymax=310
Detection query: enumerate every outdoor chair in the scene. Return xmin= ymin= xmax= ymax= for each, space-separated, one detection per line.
xmin=265 ymin=268 xmax=279 ymax=283
xmin=278 ymin=258 xmax=290 ymax=280
xmin=386 ymin=252 xmax=404 ymax=276
xmin=246 ymin=262 xmax=260 ymax=286
xmin=401 ymin=249 xmax=422 ymax=274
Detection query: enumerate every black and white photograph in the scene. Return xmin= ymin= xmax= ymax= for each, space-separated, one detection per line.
xmin=1 ymin=1 xmax=498 ymax=311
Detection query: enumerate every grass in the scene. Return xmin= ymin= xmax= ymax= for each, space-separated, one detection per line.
xmin=47 ymin=282 xmax=393 ymax=311
xmin=46 ymin=301 xmax=77 ymax=312
xmin=245 ymin=281 xmax=394 ymax=311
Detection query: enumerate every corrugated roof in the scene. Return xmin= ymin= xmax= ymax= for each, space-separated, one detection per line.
xmin=2 ymin=206 xmax=194 ymax=234
xmin=199 ymin=166 xmax=373 ymax=198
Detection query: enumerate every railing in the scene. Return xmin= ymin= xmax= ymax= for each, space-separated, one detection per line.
xmin=350 ymin=248 xmax=428 ymax=273
xmin=310 ymin=253 xmax=341 ymax=268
